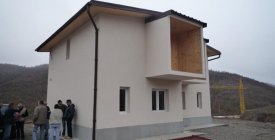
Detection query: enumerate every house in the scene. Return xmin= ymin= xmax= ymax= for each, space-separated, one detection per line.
xmin=36 ymin=1 xmax=221 ymax=140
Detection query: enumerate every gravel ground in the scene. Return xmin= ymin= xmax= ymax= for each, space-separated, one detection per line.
xmin=193 ymin=118 xmax=275 ymax=140
xmin=23 ymin=119 xmax=275 ymax=140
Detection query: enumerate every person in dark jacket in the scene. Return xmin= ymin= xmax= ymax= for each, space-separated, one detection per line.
xmin=44 ymin=102 xmax=51 ymax=140
xmin=0 ymin=104 xmax=3 ymax=139
xmin=64 ymin=100 xmax=75 ymax=139
xmin=16 ymin=103 xmax=28 ymax=139
xmin=2 ymin=103 xmax=16 ymax=140
xmin=56 ymin=100 xmax=67 ymax=137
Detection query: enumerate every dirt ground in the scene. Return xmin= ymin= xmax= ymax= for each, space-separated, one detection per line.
xmin=194 ymin=119 xmax=275 ymax=140
xmin=23 ymin=119 xmax=275 ymax=140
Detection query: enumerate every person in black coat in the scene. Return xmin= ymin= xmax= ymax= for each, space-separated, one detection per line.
xmin=56 ymin=100 xmax=67 ymax=137
xmin=2 ymin=103 xmax=16 ymax=140
xmin=15 ymin=103 xmax=28 ymax=139
xmin=64 ymin=100 xmax=75 ymax=138
xmin=0 ymin=104 xmax=3 ymax=139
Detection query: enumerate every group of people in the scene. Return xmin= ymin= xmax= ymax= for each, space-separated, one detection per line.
xmin=0 ymin=103 xmax=29 ymax=140
xmin=32 ymin=99 xmax=75 ymax=140
xmin=0 ymin=99 xmax=75 ymax=140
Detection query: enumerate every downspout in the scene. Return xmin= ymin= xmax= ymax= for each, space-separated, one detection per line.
xmin=86 ymin=3 xmax=99 ymax=140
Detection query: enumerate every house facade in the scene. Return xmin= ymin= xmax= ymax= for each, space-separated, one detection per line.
xmin=36 ymin=1 xmax=221 ymax=140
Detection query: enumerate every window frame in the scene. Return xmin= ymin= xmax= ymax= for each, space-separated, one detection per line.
xmin=197 ymin=92 xmax=202 ymax=109
xmin=152 ymin=89 xmax=168 ymax=111
xmin=119 ymin=87 xmax=130 ymax=114
xmin=182 ymin=92 xmax=186 ymax=110
xmin=66 ymin=39 xmax=70 ymax=60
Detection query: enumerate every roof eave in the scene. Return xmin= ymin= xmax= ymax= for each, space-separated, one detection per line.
xmin=207 ymin=45 xmax=221 ymax=57
xmin=145 ymin=10 xmax=207 ymax=28
xmin=35 ymin=2 xmax=90 ymax=52
xmin=35 ymin=1 xmax=161 ymax=52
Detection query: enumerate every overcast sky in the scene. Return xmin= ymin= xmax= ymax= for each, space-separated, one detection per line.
xmin=1 ymin=0 xmax=275 ymax=85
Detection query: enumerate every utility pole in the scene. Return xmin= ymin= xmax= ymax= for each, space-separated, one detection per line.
xmin=239 ymin=78 xmax=245 ymax=114
xmin=211 ymin=78 xmax=246 ymax=114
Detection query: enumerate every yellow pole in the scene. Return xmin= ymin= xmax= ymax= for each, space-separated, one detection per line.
xmin=239 ymin=78 xmax=245 ymax=114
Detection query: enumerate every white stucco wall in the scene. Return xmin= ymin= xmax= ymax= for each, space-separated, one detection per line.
xmin=145 ymin=17 xmax=171 ymax=78
xmin=47 ymin=21 xmax=96 ymax=128
xmin=96 ymin=14 xmax=185 ymax=129
xmin=47 ymin=13 xmax=212 ymax=131
xmin=182 ymin=42 xmax=211 ymax=118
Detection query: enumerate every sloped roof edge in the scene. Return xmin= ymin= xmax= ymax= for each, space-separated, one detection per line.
xmin=207 ymin=45 xmax=221 ymax=57
xmin=36 ymin=1 xmax=207 ymax=52
xmin=145 ymin=10 xmax=207 ymax=27
xmin=36 ymin=1 xmax=162 ymax=52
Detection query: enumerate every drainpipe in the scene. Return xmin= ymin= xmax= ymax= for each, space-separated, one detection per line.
xmin=86 ymin=3 xmax=99 ymax=140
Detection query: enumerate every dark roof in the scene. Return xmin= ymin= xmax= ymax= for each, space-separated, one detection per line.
xmin=145 ymin=10 xmax=207 ymax=27
xmin=36 ymin=1 xmax=207 ymax=51
xmin=91 ymin=1 xmax=161 ymax=15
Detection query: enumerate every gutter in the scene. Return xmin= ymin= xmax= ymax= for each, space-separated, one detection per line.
xmin=208 ymin=54 xmax=221 ymax=61
xmin=207 ymin=45 xmax=221 ymax=61
xmin=86 ymin=2 xmax=99 ymax=140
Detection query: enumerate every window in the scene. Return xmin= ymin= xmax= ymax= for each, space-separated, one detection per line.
xmin=152 ymin=89 xmax=168 ymax=111
xmin=182 ymin=92 xmax=186 ymax=109
xmin=197 ymin=92 xmax=202 ymax=108
xmin=50 ymin=52 xmax=53 ymax=60
xmin=66 ymin=39 xmax=70 ymax=60
xmin=119 ymin=87 xmax=129 ymax=113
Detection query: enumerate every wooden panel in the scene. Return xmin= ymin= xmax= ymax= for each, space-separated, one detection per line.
xmin=171 ymin=27 xmax=202 ymax=73
xmin=171 ymin=34 xmax=179 ymax=70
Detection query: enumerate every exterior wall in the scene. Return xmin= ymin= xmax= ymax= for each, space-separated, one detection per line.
xmin=47 ymin=12 xmax=212 ymax=139
xmin=145 ymin=17 xmax=171 ymax=78
xmin=182 ymin=41 xmax=211 ymax=121
xmin=47 ymin=21 xmax=96 ymax=128
xmin=96 ymin=14 xmax=185 ymax=129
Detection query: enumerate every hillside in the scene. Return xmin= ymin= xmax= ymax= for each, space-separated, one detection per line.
xmin=0 ymin=64 xmax=48 ymax=113
xmin=1 ymin=63 xmax=275 ymax=116
xmin=210 ymin=70 xmax=275 ymax=115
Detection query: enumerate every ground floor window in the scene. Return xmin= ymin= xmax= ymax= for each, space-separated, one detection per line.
xmin=197 ymin=92 xmax=202 ymax=108
xmin=120 ymin=87 xmax=130 ymax=113
xmin=182 ymin=92 xmax=186 ymax=109
xmin=152 ymin=89 xmax=168 ymax=111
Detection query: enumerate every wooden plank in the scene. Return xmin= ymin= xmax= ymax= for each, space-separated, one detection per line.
xmin=171 ymin=17 xmax=202 ymax=74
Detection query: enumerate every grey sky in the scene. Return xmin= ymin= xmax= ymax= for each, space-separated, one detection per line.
xmin=1 ymin=0 xmax=275 ymax=85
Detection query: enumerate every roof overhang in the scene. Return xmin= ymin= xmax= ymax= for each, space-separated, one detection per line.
xmin=207 ymin=45 xmax=221 ymax=61
xmin=207 ymin=45 xmax=221 ymax=57
xmin=35 ymin=1 xmax=207 ymax=52
xmin=35 ymin=1 xmax=160 ymax=52
xmin=145 ymin=10 xmax=207 ymax=28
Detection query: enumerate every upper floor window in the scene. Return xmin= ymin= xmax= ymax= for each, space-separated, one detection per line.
xmin=66 ymin=39 xmax=70 ymax=60
xmin=50 ymin=52 xmax=53 ymax=61
xmin=152 ymin=89 xmax=168 ymax=111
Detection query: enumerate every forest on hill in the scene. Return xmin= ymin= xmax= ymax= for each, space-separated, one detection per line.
xmin=210 ymin=70 xmax=275 ymax=115
xmin=0 ymin=64 xmax=48 ymax=113
xmin=0 ymin=63 xmax=275 ymax=116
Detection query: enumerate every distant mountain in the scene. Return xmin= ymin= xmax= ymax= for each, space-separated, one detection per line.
xmin=210 ymin=70 xmax=275 ymax=115
xmin=1 ymin=63 xmax=275 ymax=116
xmin=0 ymin=64 xmax=48 ymax=113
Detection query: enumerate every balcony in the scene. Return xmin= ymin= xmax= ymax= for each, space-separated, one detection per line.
xmin=145 ymin=16 xmax=206 ymax=80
